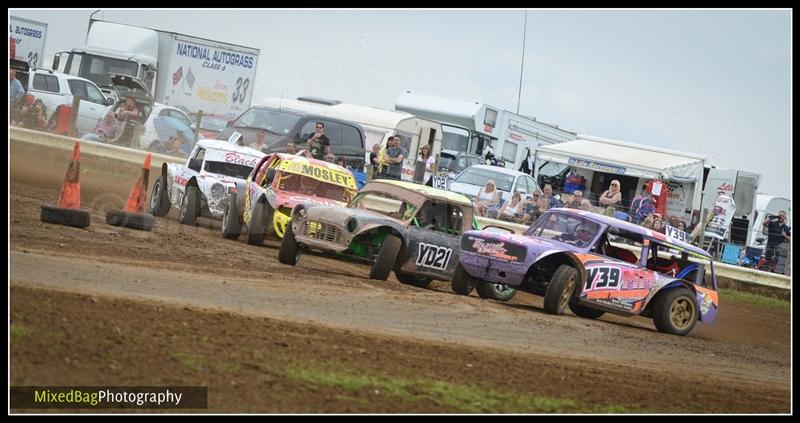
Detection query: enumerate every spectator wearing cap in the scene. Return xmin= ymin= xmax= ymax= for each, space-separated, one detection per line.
xmin=564 ymin=190 xmax=591 ymax=210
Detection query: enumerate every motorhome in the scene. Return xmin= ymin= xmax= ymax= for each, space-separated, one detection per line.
xmin=261 ymin=96 xmax=443 ymax=183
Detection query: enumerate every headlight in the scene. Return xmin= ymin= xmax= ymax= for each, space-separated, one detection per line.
xmin=346 ymin=217 xmax=358 ymax=233
xmin=295 ymin=205 xmax=306 ymax=219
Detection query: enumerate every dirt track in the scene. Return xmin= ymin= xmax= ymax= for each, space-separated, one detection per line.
xmin=9 ymin=141 xmax=792 ymax=413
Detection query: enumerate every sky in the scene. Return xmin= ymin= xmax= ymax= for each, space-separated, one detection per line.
xmin=9 ymin=8 xmax=792 ymax=200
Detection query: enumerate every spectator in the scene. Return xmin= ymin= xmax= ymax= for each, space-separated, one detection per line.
xmin=564 ymin=190 xmax=591 ymax=210
xmin=541 ymin=184 xmax=561 ymax=209
xmin=249 ymin=129 xmax=267 ymax=151
xmin=149 ymin=133 xmax=191 ymax=157
xmin=382 ymin=135 xmax=407 ymax=181
xmin=285 ymin=142 xmax=296 ymax=154
xmin=307 ymin=121 xmax=331 ymax=160
xmin=630 ymin=187 xmax=656 ymax=225
xmin=9 ymin=69 xmax=25 ymax=103
xmin=325 ymin=152 xmax=336 ymax=163
xmin=116 ymin=97 xmax=141 ymax=123
xmin=370 ymin=143 xmax=380 ymax=167
xmin=518 ymin=147 xmax=533 ymax=176
xmin=642 ymin=214 xmax=655 ymax=230
xmin=676 ymin=220 xmax=687 ymax=232
xmin=22 ymin=99 xmax=48 ymax=131
xmin=81 ymin=111 xmax=121 ymax=142
xmin=498 ymin=191 xmax=524 ymax=221
xmin=599 ymin=179 xmax=622 ymax=216
xmin=472 ymin=179 xmax=500 ymax=217
xmin=517 ymin=191 xmax=543 ymax=224
xmin=763 ymin=210 xmax=791 ymax=264
xmin=652 ymin=216 xmax=665 ymax=233
xmin=417 ymin=144 xmax=435 ymax=186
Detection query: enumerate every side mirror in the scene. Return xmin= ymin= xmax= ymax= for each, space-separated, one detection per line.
xmin=52 ymin=55 xmax=60 ymax=71
xmin=226 ymin=120 xmax=233 ymax=128
xmin=105 ymin=97 xmax=115 ymax=106
xmin=188 ymin=158 xmax=202 ymax=172
xmin=756 ymin=237 xmax=765 ymax=244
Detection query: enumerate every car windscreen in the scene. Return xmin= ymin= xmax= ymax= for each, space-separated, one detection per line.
xmin=233 ymin=108 xmax=301 ymax=135
xmin=203 ymin=161 xmax=253 ymax=179
xmin=348 ymin=191 xmax=417 ymax=221
xmin=525 ymin=211 xmax=601 ymax=249
xmin=200 ymin=116 xmax=229 ymax=132
xmin=454 ymin=167 xmax=515 ymax=192
xmin=277 ymin=173 xmax=355 ymax=203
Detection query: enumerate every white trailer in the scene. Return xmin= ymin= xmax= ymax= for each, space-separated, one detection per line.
xmin=54 ymin=20 xmax=259 ymax=120
xmin=9 ymin=16 xmax=48 ymax=69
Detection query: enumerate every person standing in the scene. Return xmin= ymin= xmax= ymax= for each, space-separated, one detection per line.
xmin=763 ymin=210 xmax=791 ymax=264
xmin=383 ymin=135 xmax=407 ymax=180
xmin=307 ymin=121 xmax=331 ymax=160
xmin=9 ymin=69 xmax=25 ymax=103
xmin=249 ymin=129 xmax=267 ymax=152
xmin=417 ymin=144 xmax=435 ymax=186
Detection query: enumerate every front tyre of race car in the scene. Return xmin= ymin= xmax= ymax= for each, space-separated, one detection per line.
xmin=278 ymin=222 xmax=300 ymax=265
xmin=395 ymin=271 xmax=432 ymax=288
xmin=652 ymin=288 xmax=698 ymax=336
xmin=149 ymin=174 xmax=170 ymax=217
xmin=451 ymin=262 xmax=477 ymax=295
xmin=179 ymin=185 xmax=199 ymax=225
xmin=369 ymin=234 xmax=401 ymax=281
xmin=568 ymin=302 xmax=605 ymax=319
xmin=476 ymin=282 xmax=517 ymax=302
xmin=247 ymin=201 xmax=266 ymax=245
xmin=221 ymin=193 xmax=242 ymax=240
xmin=543 ymin=265 xmax=579 ymax=315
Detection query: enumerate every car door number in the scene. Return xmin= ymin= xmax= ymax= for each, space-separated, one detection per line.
xmin=586 ymin=266 xmax=621 ymax=290
xmin=416 ymin=243 xmax=453 ymax=270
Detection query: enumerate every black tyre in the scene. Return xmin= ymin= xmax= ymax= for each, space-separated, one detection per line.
xmin=105 ymin=209 xmax=154 ymax=231
xmin=568 ymin=302 xmax=605 ymax=319
xmin=221 ymin=193 xmax=242 ymax=240
xmin=395 ymin=271 xmax=432 ymax=288
xmin=652 ymin=288 xmax=699 ymax=336
xmin=247 ymin=201 xmax=266 ymax=246
xmin=476 ymin=282 xmax=518 ymax=302
xmin=543 ymin=265 xmax=579 ymax=315
xmin=451 ymin=262 xmax=478 ymax=295
xmin=178 ymin=185 xmax=199 ymax=225
xmin=40 ymin=204 xmax=91 ymax=228
xmin=369 ymin=234 xmax=401 ymax=281
xmin=278 ymin=222 xmax=300 ymax=265
xmin=263 ymin=203 xmax=276 ymax=237
xmin=149 ymin=174 xmax=170 ymax=217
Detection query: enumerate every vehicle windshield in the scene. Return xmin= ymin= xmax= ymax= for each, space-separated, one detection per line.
xmin=439 ymin=154 xmax=481 ymax=174
xmin=277 ymin=173 xmax=355 ymax=203
xmin=525 ymin=211 xmax=602 ymax=249
xmin=454 ymin=167 xmax=515 ymax=192
xmin=233 ymin=108 xmax=301 ymax=134
xmin=539 ymin=161 xmax=569 ymax=177
xmin=441 ymin=125 xmax=470 ymax=153
xmin=348 ymin=191 xmax=418 ymax=221
xmin=199 ymin=116 xmax=229 ymax=132
xmin=203 ymin=161 xmax=254 ymax=179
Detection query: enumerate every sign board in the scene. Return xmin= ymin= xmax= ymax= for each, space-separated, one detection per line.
xmin=665 ymin=225 xmax=690 ymax=244
xmin=227 ymin=131 xmax=243 ymax=145
xmin=704 ymin=194 xmax=736 ymax=240
xmin=568 ymin=158 xmax=626 ymax=174
xmin=431 ymin=175 xmax=450 ymax=190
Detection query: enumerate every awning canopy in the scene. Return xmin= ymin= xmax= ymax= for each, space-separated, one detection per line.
xmin=534 ymin=135 xmax=706 ymax=182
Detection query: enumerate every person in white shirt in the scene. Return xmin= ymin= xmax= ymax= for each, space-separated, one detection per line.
xmin=417 ymin=144 xmax=435 ymax=186
xmin=472 ymin=180 xmax=500 ymax=217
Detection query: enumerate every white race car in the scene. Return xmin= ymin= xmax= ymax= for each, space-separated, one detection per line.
xmin=149 ymin=139 xmax=266 ymax=225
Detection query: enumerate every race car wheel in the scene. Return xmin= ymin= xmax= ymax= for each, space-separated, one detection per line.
xmin=652 ymin=288 xmax=698 ymax=336
xmin=451 ymin=262 xmax=478 ymax=295
xmin=278 ymin=222 xmax=300 ymax=266
xmin=221 ymin=193 xmax=242 ymax=240
xmin=105 ymin=209 xmax=154 ymax=231
xmin=476 ymin=282 xmax=518 ymax=302
xmin=369 ymin=234 xmax=401 ymax=281
xmin=543 ymin=265 xmax=579 ymax=315
xmin=149 ymin=174 xmax=170 ymax=217
xmin=568 ymin=302 xmax=605 ymax=319
xmin=40 ymin=204 xmax=91 ymax=228
xmin=395 ymin=271 xmax=432 ymax=288
xmin=247 ymin=201 xmax=266 ymax=245
xmin=179 ymin=186 xmax=199 ymax=225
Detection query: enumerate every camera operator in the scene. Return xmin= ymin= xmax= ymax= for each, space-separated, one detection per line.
xmin=762 ymin=210 xmax=791 ymax=266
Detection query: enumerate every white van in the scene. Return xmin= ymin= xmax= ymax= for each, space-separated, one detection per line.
xmin=261 ymin=96 xmax=443 ymax=183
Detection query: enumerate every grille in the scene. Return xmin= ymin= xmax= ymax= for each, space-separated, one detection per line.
xmin=302 ymin=221 xmax=343 ymax=244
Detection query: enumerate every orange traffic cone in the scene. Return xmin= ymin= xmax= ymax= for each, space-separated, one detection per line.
xmin=41 ymin=142 xmax=91 ymax=228
xmin=106 ymin=153 xmax=155 ymax=231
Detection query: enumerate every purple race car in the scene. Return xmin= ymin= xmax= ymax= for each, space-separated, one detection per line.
xmin=453 ymin=208 xmax=719 ymax=336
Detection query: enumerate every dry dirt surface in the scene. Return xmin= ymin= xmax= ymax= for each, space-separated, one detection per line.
xmin=9 ymin=142 xmax=792 ymax=413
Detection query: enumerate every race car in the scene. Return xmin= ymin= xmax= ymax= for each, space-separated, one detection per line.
xmin=277 ymin=179 xmax=517 ymax=301
xmin=454 ymin=208 xmax=719 ymax=336
xmin=221 ymin=153 xmax=358 ymax=244
xmin=149 ymin=139 xmax=265 ymax=225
